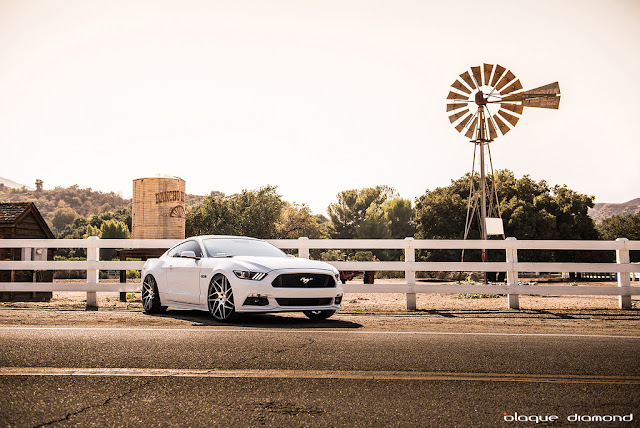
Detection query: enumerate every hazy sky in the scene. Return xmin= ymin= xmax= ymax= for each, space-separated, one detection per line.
xmin=2 ymin=0 xmax=639 ymax=214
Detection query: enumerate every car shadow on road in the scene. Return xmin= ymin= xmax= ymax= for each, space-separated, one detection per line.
xmin=153 ymin=309 xmax=363 ymax=329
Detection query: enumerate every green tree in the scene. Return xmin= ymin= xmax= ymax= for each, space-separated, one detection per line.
xmin=415 ymin=177 xmax=468 ymax=240
xmin=100 ymin=219 xmax=131 ymax=239
xmin=56 ymin=209 xmax=132 ymax=259
xmin=49 ymin=207 xmax=79 ymax=236
xmin=326 ymin=189 xmax=358 ymax=238
xmin=598 ymin=213 xmax=640 ymax=262
xmin=84 ymin=224 xmax=101 ymax=238
xmin=186 ymin=186 xmax=285 ymax=239
xmin=327 ymin=186 xmax=397 ymax=238
xmin=415 ymin=170 xmax=600 ymax=263
xmin=383 ymin=198 xmax=416 ymax=239
xmin=186 ymin=193 xmax=236 ymax=237
xmin=356 ymin=203 xmax=391 ymax=239
xmin=276 ymin=203 xmax=324 ymax=239
xmin=98 ymin=219 xmax=131 ymax=260
xmin=598 ymin=212 xmax=640 ymax=241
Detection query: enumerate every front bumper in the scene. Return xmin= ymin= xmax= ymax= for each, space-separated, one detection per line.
xmin=230 ymin=269 xmax=343 ymax=313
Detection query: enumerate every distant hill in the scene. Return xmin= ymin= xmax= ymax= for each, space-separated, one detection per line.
xmin=0 ymin=178 xmax=209 ymax=221
xmin=0 ymin=177 xmax=34 ymax=191
xmin=589 ymin=198 xmax=640 ymax=223
xmin=0 ymin=183 xmax=130 ymax=219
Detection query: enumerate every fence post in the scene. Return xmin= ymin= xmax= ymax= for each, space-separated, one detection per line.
xmin=86 ymin=236 xmax=99 ymax=310
xmin=21 ymin=247 xmax=34 ymax=298
xmin=506 ymin=237 xmax=519 ymax=309
xmin=616 ymin=238 xmax=631 ymax=309
xmin=404 ymin=237 xmax=417 ymax=310
xmin=298 ymin=237 xmax=309 ymax=259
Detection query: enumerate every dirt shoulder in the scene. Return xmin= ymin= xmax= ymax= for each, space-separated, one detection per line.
xmin=0 ymin=279 xmax=638 ymax=336
xmin=0 ymin=278 xmax=637 ymax=312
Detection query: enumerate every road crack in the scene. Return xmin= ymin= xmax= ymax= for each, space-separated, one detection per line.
xmin=34 ymin=377 xmax=157 ymax=427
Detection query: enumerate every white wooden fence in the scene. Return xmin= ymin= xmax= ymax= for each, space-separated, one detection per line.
xmin=1 ymin=236 xmax=639 ymax=310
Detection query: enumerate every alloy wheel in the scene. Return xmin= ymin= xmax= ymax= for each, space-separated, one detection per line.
xmin=208 ymin=274 xmax=236 ymax=321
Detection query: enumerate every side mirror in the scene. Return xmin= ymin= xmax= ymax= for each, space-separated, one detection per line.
xmin=180 ymin=251 xmax=200 ymax=260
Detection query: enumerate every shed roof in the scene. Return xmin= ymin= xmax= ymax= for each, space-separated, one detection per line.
xmin=0 ymin=202 xmax=54 ymax=238
xmin=0 ymin=202 xmax=33 ymax=223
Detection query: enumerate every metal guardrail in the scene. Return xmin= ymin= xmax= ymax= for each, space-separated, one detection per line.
xmin=1 ymin=236 xmax=638 ymax=309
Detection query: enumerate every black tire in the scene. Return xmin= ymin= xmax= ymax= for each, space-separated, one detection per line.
xmin=303 ymin=309 xmax=336 ymax=320
xmin=142 ymin=275 xmax=166 ymax=314
xmin=207 ymin=274 xmax=239 ymax=322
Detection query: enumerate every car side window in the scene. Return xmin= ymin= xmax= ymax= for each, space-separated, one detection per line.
xmin=181 ymin=240 xmax=203 ymax=258
xmin=167 ymin=243 xmax=187 ymax=258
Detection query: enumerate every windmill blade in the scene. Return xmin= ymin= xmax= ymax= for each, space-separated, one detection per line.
xmin=446 ymin=103 xmax=468 ymax=112
xmin=483 ymin=64 xmax=494 ymax=86
xmin=501 ymin=79 xmax=523 ymax=95
xmin=493 ymin=114 xmax=511 ymax=135
xmin=465 ymin=116 xmax=479 ymax=139
xmin=447 ymin=91 xmax=469 ymax=101
xmin=490 ymin=64 xmax=506 ymax=87
xmin=498 ymin=109 xmax=520 ymax=127
xmin=500 ymin=103 xmax=524 ymax=115
xmin=449 ymin=108 xmax=470 ymax=123
xmin=464 ymin=121 xmax=478 ymax=139
xmin=495 ymin=69 xmax=516 ymax=91
xmin=486 ymin=116 xmax=498 ymax=140
xmin=459 ymin=71 xmax=477 ymax=91
xmin=451 ymin=79 xmax=472 ymax=95
xmin=522 ymin=81 xmax=560 ymax=96
xmin=455 ymin=113 xmax=474 ymax=132
xmin=471 ymin=66 xmax=482 ymax=88
xmin=522 ymin=96 xmax=561 ymax=109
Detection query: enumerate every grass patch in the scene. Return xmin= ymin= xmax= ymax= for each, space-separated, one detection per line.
xmin=455 ymin=293 xmax=503 ymax=299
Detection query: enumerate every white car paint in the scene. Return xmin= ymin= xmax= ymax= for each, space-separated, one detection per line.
xmin=141 ymin=235 xmax=343 ymax=321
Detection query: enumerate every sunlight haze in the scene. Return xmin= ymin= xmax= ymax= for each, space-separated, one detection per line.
xmin=1 ymin=0 xmax=639 ymax=214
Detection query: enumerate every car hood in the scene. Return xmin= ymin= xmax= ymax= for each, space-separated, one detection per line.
xmin=229 ymin=256 xmax=336 ymax=273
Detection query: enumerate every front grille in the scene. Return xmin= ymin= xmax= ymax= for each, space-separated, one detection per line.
xmin=271 ymin=273 xmax=335 ymax=288
xmin=275 ymin=298 xmax=333 ymax=307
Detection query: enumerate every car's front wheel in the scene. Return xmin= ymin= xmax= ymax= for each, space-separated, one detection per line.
xmin=208 ymin=274 xmax=238 ymax=322
xmin=303 ymin=310 xmax=336 ymax=320
xmin=142 ymin=275 xmax=166 ymax=314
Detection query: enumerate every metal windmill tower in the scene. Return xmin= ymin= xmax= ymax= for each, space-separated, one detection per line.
xmin=446 ymin=63 xmax=561 ymax=262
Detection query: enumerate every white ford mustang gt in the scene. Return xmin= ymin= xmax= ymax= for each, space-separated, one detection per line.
xmin=141 ymin=235 xmax=343 ymax=322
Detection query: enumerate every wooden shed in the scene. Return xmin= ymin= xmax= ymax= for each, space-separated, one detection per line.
xmin=0 ymin=202 xmax=54 ymax=301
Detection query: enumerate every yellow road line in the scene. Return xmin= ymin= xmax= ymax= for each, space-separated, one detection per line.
xmin=1 ymin=367 xmax=638 ymax=385
xmin=1 ymin=326 xmax=639 ymax=339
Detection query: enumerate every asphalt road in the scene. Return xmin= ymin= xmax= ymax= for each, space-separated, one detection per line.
xmin=1 ymin=309 xmax=639 ymax=427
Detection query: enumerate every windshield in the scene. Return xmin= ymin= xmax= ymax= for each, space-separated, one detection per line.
xmin=203 ymin=238 xmax=287 ymax=258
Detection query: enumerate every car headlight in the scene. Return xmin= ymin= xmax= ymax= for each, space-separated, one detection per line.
xmin=234 ymin=270 xmax=267 ymax=281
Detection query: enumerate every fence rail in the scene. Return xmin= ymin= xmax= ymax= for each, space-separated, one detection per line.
xmin=1 ymin=237 xmax=638 ymax=310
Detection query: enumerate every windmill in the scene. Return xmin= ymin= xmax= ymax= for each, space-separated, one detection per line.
xmin=446 ymin=63 xmax=560 ymax=265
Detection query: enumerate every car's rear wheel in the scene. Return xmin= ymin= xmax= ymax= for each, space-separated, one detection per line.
xmin=208 ymin=274 xmax=238 ymax=322
xmin=142 ymin=275 xmax=166 ymax=314
xmin=303 ymin=310 xmax=336 ymax=320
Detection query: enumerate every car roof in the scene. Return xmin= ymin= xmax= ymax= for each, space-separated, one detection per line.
xmin=195 ymin=235 xmax=262 ymax=241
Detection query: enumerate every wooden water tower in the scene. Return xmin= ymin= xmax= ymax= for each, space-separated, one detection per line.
xmin=132 ymin=176 xmax=186 ymax=240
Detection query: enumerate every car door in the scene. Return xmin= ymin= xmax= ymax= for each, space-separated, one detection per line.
xmin=165 ymin=240 xmax=203 ymax=304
